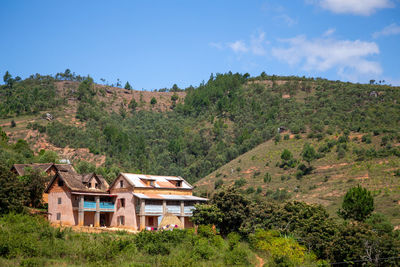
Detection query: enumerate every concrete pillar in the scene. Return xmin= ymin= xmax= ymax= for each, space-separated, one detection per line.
xmin=94 ymin=196 xmax=100 ymax=227
xmin=162 ymin=200 xmax=167 ymax=215
xmin=180 ymin=201 xmax=185 ymax=228
xmin=78 ymin=195 xmax=84 ymax=226
xmin=140 ymin=199 xmax=146 ymax=230
xmin=132 ymin=197 xmax=138 ymax=231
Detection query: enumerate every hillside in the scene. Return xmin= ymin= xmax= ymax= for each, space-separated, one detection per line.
xmin=0 ymin=78 xmax=185 ymax=166
xmin=2 ymin=71 xmax=400 ymax=187
xmin=194 ymin=132 xmax=400 ymax=225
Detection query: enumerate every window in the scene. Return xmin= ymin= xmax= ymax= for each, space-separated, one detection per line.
xmin=120 ymin=198 xmax=125 ymax=208
xmin=58 ymin=179 xmax=64 ymax=187
xmin=95 ymin=183 xmax=98 ymax=189
xmin=119 ymin=216 xmax=125 ymax=226
xmin=58 ymin=197 xmax=62 ymax=204
xmin=150 ymin=180 xmax=155 ymax=187
xmin=56 ymin=213 xmax=61 ymax=220
xmin=176 ymin=181 xmax=182 ymax=187
xmin=120 ymin=180 xmax=124 ymax=188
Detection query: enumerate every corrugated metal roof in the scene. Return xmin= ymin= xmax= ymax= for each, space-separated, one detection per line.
xmin=132 ymin=193 xmax=207 ymax=201
xmin=121 ymin=173 xmax=192 ymax=189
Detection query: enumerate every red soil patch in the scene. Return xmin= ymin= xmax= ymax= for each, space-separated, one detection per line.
xmin=317 ymin=163 xmax=349 ymax=171
xmin=282 ymin=94 xmax=290 ymax=99
xmin=242 ymin=167 xmax=259 ymax=174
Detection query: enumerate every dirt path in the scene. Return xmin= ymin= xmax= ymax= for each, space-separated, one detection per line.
xmin=0 ymin=119 xmax=35 ymax=127
xmin=255 ymin=254 xmax=265 ymax=267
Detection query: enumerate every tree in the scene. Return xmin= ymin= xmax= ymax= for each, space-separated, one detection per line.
xmin=211 ymin=188 xmax=251 ymax=235
xmin=171 ymin=94 xmax=179 ymax=108
xmin=191 ymin=204 xmax=223 ymax=226
xmin=0 ymin=127 xmax=8 ymax=143
xmin=301 ymin=143 xmax=316 ymax=165
xmin=150 ymin=97 xmax=157 ymax=105
xmin=21 ymin=169 xmax=48 ymax=208
xmin=281 ymin=149 xmax=293 ymax=161
xmin=0 ymin=164 xmax=26 ymax=214
xmin=338 ymin=185 xmax=374 ymax=222
xmin=128 ymin=98 xmax=138 ymax=113
xmin=124 ymin=81 xmax=132 ymax=90
xmin=10 ymin=120 xmax=16 ymax=128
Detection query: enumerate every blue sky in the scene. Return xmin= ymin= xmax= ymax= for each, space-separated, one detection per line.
xmin=1 ymin=0 xmax=399 ymax=89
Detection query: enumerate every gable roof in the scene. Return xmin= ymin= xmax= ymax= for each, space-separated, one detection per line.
xmin=111 ymin=173 xmax=193 ymax=190
xmin=44 ymin=172 xmax=109 ymax=194
xmin=12 ymin=163 xmax=54 ymax=176
xmin=11 ymin=163 xmax=76 ymax=176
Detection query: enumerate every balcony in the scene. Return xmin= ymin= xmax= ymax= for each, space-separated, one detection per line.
xmin=83 ymin=201 xmax=115 ymax=212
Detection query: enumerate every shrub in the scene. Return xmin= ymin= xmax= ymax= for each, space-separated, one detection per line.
xmin=214 ymin=179 xmax=223 ymax=189
xmin=264 ymin=173 xmax=271 ymax=183
xmin=234 ymin=178 xmax=247 ymax=188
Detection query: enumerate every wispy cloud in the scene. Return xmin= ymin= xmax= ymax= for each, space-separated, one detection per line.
xmin=211 ymin=32 xmax=269 ymax=56
xmin=275 ymin=14 xmax=297 ymax=27
xmin=373 ymin=23 xmax=400 ymax=38
xmin=271 ymin=34 xmax=382 ymax=81
xmin=250 ymin=32 xmax=268 ymax=56
xmin=323 ymin=28 xmax=336 ymax=37
xmin=209 ymin=42 xmax=224 ymax=50
xmin=308 ymin=0 xmax=394 ymax=15
xmin=228 ymin=40 xmax=248 ymax=53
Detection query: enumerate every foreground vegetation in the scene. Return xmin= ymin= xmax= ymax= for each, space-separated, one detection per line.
xmin=0 ymin=213 xmax=257 ymax=267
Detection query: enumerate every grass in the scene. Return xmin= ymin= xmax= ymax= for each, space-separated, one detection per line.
xmin=195 ymin=133 xmax=400 ymax=225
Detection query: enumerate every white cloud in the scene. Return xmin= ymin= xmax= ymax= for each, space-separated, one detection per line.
xmin=222 ymin=32 xmax=269 ymax=56
xmin=228 ymin=40 xmax=248 ymax=53
xmin=250 ymin=32 xmax=267 ymax=56
xmin=271 ymin=35 xmax=382 ymax=81
xmin=373 ymin=23 xmax=400 ymax=38
xmin=275 ymin=14 xmax=297 ymax=26
xmin=209 ymin=42 xmax=224 ymax=50
xmin=323 ymin=28 xmax=336 ymax=37
xmin=311 ymin=0 xmax=394 ymax=15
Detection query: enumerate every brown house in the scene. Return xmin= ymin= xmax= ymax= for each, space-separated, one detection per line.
xmin=45 ymin=172 xmax=207 ymax=230
xmin=45 ymin=171 xmax=113 ymax=227
xmin=11 ymin=163 xmax=76 ymax=203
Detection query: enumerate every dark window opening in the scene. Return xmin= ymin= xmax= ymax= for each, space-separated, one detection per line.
xmin=58 ymin=197 xmax=62 ymax=204
xmin=120 ymin=198 xmax=125 ymax=208
xmin=95 ymin=183 xmax=98 ymax=189
xmin=56 ymin=213 xmax=61 ymax=220
xmin=58 ymin=179 xmax=64 ymax=187
xmin=176 ymin=181 xmax=182 ymax=187
xmin=119 ymin=216 xmax=125 ymax=225
xmin=148 ymin=217 xmax=154 ymax=226
xmin=120 ymin=180 xmax=124 ymax=188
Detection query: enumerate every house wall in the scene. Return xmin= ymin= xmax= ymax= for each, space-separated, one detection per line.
xmin=47 ymin=176 xmax=76 ymax=226
xmin=110 ymin=176 xmax=137 ymax=229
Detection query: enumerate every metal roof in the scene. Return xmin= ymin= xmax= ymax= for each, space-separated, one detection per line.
xmin=121 ymin=173 xmax=192 ymax=189
xmin=132 ymin=193 xmax=207 ymax=201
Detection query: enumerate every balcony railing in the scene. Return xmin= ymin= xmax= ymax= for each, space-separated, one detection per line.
xmin=184 ymin=206 xmax=195 ymax=214
xmin=83 ymin=201 xmax=115 ymax=211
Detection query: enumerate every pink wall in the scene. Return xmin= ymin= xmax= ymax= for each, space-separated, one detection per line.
xmin=110 ymin=191 xmax=138 ymax=229
xmin=48 ymin=190 xmax=76 ymax=226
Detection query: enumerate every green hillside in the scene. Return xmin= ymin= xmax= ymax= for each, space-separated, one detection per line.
xmin=2 ymin=70 xmax=400 ymax=187
xmin=195 ymin=132 xmax=400 ymax=225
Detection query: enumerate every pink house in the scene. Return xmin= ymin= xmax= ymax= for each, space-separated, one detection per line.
xmin=45 ymin=171 xmax=207 ymax=230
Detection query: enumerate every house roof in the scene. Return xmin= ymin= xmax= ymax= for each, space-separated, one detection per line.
xmin=132 ymin=193 xmax=207 ymax=201
xmin=12 ymin=163 xmax=76 ymax=176
xmin=44 ymin=171 xmax=109 ymax=194
xmin=118 ymin=173 xmax=193 ymax=190
xmin=12 ymin=163 xmax=54 ymax=176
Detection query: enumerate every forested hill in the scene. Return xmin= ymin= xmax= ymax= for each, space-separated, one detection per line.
xmin=1 ymin=70 xmax=400 ymax=186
